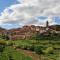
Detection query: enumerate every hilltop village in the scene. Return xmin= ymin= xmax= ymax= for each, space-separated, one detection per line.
xmin=0 ymin=21 xmax=60 ymax=40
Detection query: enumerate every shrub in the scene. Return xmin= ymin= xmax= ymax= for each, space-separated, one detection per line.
xmin=13 ymin=45 xmax=21 ymax=49
xmin=34 ymin=46 xmax=43 ymax=54
xmin=22 ymin=45 xmax=32 ymax=50
xmin=20 ymin=45 xmax=28 ymax=50
xmin=0 ymin=40 xmax=6 ymax=45
xmin=0 ymin=40 xmax=6 ymax=54
xmin=15 ymin=44 xmax=35 ymax=51
xmin=6 ymin=41 xmax=13 ymax=46
xmin=16 ymin=45 xmax=21 ymax=48
xmin=29 ymin=45 xmax=35 ymax=51
xmin=22 ymin=45 xmax=35 ymax=51
xmin=19 ymin=45 xmax=28 ymax=50
xmin=23 ymin=45 xmax=28 ymax=50
xmin=0 ymin=45 xmax=5 ymax=53
xmin=44 ymin=47 xmax=54 ymax=54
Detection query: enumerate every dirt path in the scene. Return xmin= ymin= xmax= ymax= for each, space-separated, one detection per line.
xmin=16 ymin=49 xmax=43 ymax=60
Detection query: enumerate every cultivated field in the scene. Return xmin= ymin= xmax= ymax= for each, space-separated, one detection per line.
xmin=0 ymin=39 xmax=60 ymax=60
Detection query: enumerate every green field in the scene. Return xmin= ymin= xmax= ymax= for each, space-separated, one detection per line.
xmin=0 ymin=39 xmax=60 ymax=60
xmin=0 ymin=45 xmax=32 ymax=60
xmin=10 ymin=40 xmax=60 ymax=60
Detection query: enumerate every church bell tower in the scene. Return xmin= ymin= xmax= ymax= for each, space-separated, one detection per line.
xmin=46 ymin=21 xmax=49 ymax=28
xmin=46 ymin=21 xmax=49 ymax=30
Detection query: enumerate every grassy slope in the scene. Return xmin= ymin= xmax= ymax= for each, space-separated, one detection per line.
xmin=11 ymin=40 xmax=60 ymax=60
xmin=0 ymin=39 xmax=60 ymax=60
xmin=0 ymin=46 xmax=32 ymax=60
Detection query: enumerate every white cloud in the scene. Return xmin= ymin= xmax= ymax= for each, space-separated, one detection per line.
xmin=0 ymin=0 xmax=60 ymax=28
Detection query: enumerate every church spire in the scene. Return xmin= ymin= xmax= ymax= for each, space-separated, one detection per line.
xmin=46 ymin=21 xmax=49 ymax=28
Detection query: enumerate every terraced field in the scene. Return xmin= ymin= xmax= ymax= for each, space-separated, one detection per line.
xmin=11 ymin=40 xmax=60 ymax=60
xmin=0 ymin=39 xmax=60 ymax=60
xmin=0 ymin=46 xmax=32 ymax=60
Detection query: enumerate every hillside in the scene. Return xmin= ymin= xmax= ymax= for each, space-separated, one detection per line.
xmin=7 ymin=25 xmax=60 ymax=40
xmin=0 ymin=24 xmax=60 ymax=40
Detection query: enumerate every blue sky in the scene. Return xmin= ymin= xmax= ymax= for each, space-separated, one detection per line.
xmin=0 ymin=0 xmax=19 ymax=13
xmin=0 ymin=0 xmax=20 ymax=29
xmin=54 ymin=17 xmax=60 ymax=25
xmin=0 ymin=0 xmax=60 ymax=29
